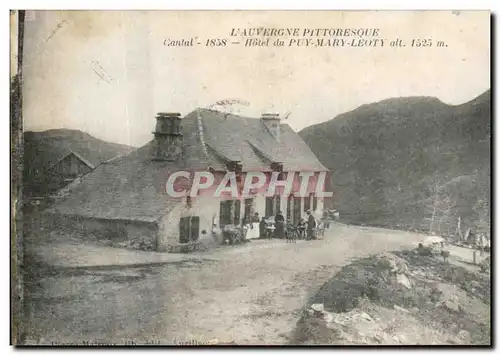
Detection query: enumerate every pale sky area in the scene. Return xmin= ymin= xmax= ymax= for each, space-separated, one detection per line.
xmin=21 ymin=10 xmax=490 ymax=147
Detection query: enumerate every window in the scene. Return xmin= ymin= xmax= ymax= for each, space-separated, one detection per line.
xmin=227 ymin=161 xmax=243 ymax=173
xmin=219 ymin=199 xmax=243 ymax=226
xmin=244 ymin=198 xmax=253 ymax=222
xmin=234 ymin=199 xmax=241 ymax=225
xmin=219 ymin=200 xmax=233 ymax=226
xmin=265 ymin=195 xmax=281 ymax=217
xmin=304 ymin=194 xmax=311 ymax=212
xmin=179 ymin=216 xmax=200 ymax=244
xmin=312 ymin=195 xmax=318 ymax=212
xmin=271 ymin=162 xmax=282 ymax=171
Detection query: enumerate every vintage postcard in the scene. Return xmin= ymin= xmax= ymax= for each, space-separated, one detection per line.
xmin=11 ymin=10 xmax=491 ymax=346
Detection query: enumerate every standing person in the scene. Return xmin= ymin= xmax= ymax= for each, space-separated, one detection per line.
xmin=306 ymin=210 xmax=316 ymax=240
xmin=322 ymin=209 xmax=330 ymax=229
xmin=298 ymin=218 xmax=307 ymax=239
xmin=245 ymin=212 xmax=260 ymax=240
xmin=259 ymin=217 xmax=267 ymax=239
xmin=275 ymin=210 xmax=285 ymax=239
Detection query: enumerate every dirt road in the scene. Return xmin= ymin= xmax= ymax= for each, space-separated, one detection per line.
xmin=23 ymin=223 xmax=424 ymax=345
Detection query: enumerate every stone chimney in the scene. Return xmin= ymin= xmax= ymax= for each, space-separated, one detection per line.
xmin=152 ymin=112 xmax=183 ymax=161
xmin=261 ymin=113 xmax=281 ymax=141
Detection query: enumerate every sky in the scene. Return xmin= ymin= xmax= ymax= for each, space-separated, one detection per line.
xmin=21 ymin=10 xmax=490 ymax=147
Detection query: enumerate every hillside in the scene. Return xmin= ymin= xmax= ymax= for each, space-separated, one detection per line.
xmin=299 ymin=90 xmax=491 ymax=235
xmin=293 ymin=249 xmax=490 ymax=345
xmin=23 ymin=129 xmax=135 ymax=197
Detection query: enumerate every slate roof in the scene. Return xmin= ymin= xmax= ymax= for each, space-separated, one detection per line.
xmin=48 ymin=108 xmax=328 ymax=221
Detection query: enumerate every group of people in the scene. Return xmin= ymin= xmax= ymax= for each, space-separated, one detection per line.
xmin=252 ymin=210 xmax=317 ymax=240
xmin=222 ymin=209 xmax=324 ymax=244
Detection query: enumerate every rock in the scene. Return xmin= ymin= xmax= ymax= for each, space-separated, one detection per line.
xmin=398 ymin=334 xmax=408 ymax=344
xmin=396 ymin=273 xmax=412 ymax=289
xmin=357 ymin=312 xmax=373 ymax=322
xmin=457 ymin=330 xmax=471 ymax=342
xmin=479 ymin=257 xmax=490 ymax=273
xmin=394 ymin=305 xmax=411 ymax=313
xmin=323 ymin=312 xmax=334 ymax=323
xmin=101 ymin=240 xmax=113 ymax=247
xmin=310 ymin=303 xmax=325 ymax=313
xmin=443 ymin=295 xmax=461 ymax=312
xmin=376 ymin=253 xmax=409 ymax=274
xmin=392 ymin=335 xmax=401 ymax=343
xmin=325 ymin=321 xmax=338 ymax=330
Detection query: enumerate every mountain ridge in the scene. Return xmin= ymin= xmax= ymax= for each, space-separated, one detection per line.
xmin=299 ymin=89 xmax=491 ymax=235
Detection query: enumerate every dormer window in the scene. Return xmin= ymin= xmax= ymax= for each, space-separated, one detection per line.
xmin=261 ymin=113 xmax=281 ymax=141
xmin=271 ymin=162 xmax=284 ymax=180
xmin=227 ymin=161 xmax=243 ymax=173
xmin=271 ymin=162 xmax=283 ymax=172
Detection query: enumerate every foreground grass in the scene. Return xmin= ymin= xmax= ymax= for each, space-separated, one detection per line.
xmin=292 ymin=249 xmax=491 ymax=345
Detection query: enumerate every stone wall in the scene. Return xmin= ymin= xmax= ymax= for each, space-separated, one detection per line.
xmin=39 ymin=212 xmax=159 ymax=249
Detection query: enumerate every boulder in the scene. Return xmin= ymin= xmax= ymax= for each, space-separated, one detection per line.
xmin=311 ymin=303 xmax=325 ymax=313
xmin=443 ymin=295 xmax=461 ymax=312
xmin=323 ymin=312 xmax=334 ymax=323
xmin=457 ymin=330 xmax=471 ymax=343
xmin=375 ymin=252 xmax=409 ymax=274
xmin=479 ymin=256 xmax=490 ymax=273
xmin=396 ymin=273 xmax=412 ymax=289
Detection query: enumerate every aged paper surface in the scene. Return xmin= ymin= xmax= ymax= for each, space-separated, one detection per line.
xmin=12 ymin=10 xmax=490 ymax=346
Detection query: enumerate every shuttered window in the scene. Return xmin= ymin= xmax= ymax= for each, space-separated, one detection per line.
xmin=179 ymin=216 xmax=200 ymax=243
xmin=219 ymin=200 xmax=233 ymax=226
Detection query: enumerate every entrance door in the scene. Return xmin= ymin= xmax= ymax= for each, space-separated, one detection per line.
xmin=233 ymin=199 xmax=241 ymax=225
xmin=265 ymin=196 xmax=274 ymax=218
xmin=293 ymin=196 xmax=302 ymax=223
xmin=286 ymin=197 xmax=293 ymax=223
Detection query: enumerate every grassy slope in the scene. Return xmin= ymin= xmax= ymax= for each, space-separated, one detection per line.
xmin=299 ymin=91 xmax=491 ymax=234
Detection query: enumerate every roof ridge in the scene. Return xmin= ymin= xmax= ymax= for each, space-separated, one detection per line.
xmin=196 ymin=107 xmax=262 ymax=121
xmin=195 ymin=109 xmax=210 ymax=162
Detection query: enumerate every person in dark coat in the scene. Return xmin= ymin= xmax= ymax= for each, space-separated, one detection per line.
xmin=298 ymin=218 xmax=306 ymax=239
xmin=306 ymin=210 xmax=316 ymax=240
xmin=275 ymin=210 xmax=285 ymax=239
xmin=259 ymin=217 xmax=267 ymax=238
